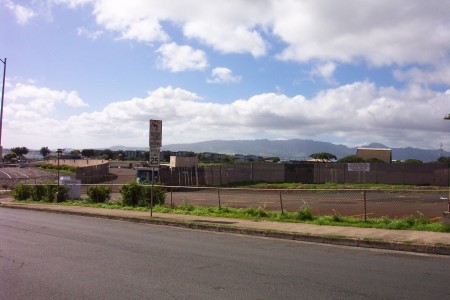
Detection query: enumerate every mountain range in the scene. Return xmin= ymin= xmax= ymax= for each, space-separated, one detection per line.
xmin=109 ymin=139 xmax=449 ymax=163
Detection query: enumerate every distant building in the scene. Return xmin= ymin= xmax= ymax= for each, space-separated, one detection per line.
xmin=356 ymin=148 xmax=392 ymax=163
xmin=124 ymin=150 xmax=146 ymax=160
xmin=170 ymin=156 xmax=199 ymax=168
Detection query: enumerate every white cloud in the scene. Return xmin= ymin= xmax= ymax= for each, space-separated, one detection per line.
xmin=50 ymin=0 xmax=450 ymax=77
xmin=76 ymin=26 xmax=103 ymax=40
xmin=311 ymin=62 xmax=337 ymax=83
xmin=6 ymin=83 xmax=88 ymax=116
xmin=393 ymin=65 xmax=450 ymax=86
xmin=6 ymin=83 xmax=450 ymax=149
xmin=156 ymin=43 xmax=208 ymax=72
xmin=272 ymin=0 xmax=450 ymax=68
xmin=207 ymin=67 xmax=241 ymax=84
xmin=3 ymin=0 xmax=35 ymax=25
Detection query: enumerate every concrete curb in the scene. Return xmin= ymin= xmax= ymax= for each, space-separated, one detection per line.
xmin=2 ymin=204 xmax=449 ymax=256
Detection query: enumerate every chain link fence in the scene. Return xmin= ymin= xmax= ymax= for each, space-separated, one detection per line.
xmin=27 ymin=182 xmax=446 ymax=220
xmin=3 ymin=166 xmax=450 ymax=220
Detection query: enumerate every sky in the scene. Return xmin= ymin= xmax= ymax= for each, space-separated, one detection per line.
xmin=1 ymin=0 xmax=450 ymax=151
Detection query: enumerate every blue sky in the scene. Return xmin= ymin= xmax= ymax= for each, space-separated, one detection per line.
xmin=1 ymin=0 xmax=450 ymax=151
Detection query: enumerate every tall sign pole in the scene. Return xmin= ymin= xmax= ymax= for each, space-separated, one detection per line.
xmin=0 ymin=58 xmax=6 ymax=159
xmin=149 ymin=119 xmax=162 ymax=216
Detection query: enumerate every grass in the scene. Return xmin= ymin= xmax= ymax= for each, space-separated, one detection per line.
xmin=12 ymin=199 xmax=450 ymax=233
xmin=222 ymin=181 xmax=442 ymax=190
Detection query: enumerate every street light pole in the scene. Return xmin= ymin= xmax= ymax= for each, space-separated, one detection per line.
xmin=0 ymin=58 xmax=6 ymax=159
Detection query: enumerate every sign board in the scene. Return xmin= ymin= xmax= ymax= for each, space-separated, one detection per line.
xmin=348 ymin=163 xmax=370 ymax=172
xmin=149 ymin=147 xmax=160 ymax=167
xmin=149 ymin=119 xmax=162 ymax=148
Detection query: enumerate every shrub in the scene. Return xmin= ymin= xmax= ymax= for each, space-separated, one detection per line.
xmin=296 ymin=207 xmax=313 ymax=221
xmin=120 ymin=181 xmax=166 ymax=207
xmin=120 ymin=181 xmax=143 ymax=207
xmin=12 ymin=183 xmax=32 ymax=200
xmin=244 ymin=207 xmax=269 ymax=218
xmin=87 ymin=185 xmax=111 ymax=203
xmin=45 ymin=185 xmax=69 ymax=202
xmin=296 ymin=201 xmax=313 ymax=221
xmin=141 ymin=185 xmax=166 ymax=207
xmin=32 ymin=185 xmax=47 ymax=201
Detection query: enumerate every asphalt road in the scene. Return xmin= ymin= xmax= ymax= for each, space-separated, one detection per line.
xmin=1 ymin=209 xmax=449 ymax=300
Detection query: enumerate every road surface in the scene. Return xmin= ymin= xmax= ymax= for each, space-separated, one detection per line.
xmin=1 ymin=208 xmax=449 ymax=299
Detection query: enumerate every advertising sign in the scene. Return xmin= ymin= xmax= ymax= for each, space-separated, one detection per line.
xmin=348 ymin=163 xmax=370 ymax=172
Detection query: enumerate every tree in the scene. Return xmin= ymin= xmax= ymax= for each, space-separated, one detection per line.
xmin=10 ymin=147 xmax=29 ymax=159
xmin=3 ymin=152 xmax=17 ymax=162
xmin=40 ymin=147 xmax=51 ymax=160
xmin=101 ymin=149 xmax=114 ymax=160
xmin=437 ymin=156 xmax=450 ymax=163
xmin=309 ymin=152 xmax=337 ymax=162
xmin=70 ymin=149 xmax=81 ymax=156
xmin=81 ymin=149 xmax=95 ymax=158
xmin=337 ymin=155 xmax=366 ymax=163
xmin=404 ymin=159 xmax=423 ymax=164
xmin=365 ymin=158 xmax=385 ymax=163
xmin=115 ymin=150 xmax=125 ymax=161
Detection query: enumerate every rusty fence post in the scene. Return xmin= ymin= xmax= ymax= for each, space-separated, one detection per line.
xmin=363 ymin=190 xmax=367 ymax=222
xmin=279 ymin=190 xmax=284 ymax=214
xmin=217 ymin=188 xmax=221 ymax=209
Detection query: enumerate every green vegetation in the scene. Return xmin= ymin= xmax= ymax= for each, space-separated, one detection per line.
xmin=12 ymin=183 xmax=69 ymax=202
xmin=11 ymin=181 xmax=449 ymax=232
xmin=120 ymin=181 xmax=166 ymax=207
xmin=86 ymin=185 xmax=111 ymax=203
xmin=37 ymin=163 xmax=76 ymax=174
xmin=220 ymin=181 xmax=437 ymax=190
xmin=309 ymin=152 xmax=337 ymax=162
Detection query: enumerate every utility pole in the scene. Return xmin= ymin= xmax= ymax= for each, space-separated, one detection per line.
xmin=0 ymin=58 xmax=6 ymax=160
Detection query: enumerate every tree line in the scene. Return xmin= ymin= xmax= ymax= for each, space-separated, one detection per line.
xmin=3 ymin=147 xmax=450 ymax=164
xmin=309 ymin=152 xmax=450 ymax=164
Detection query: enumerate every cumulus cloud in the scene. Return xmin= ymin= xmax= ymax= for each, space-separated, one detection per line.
xmin=6 ymin=83 xmax=450 ymax=149
xmin=207 ymin=67 xmax=242 ymax=84
xmin=3 ymin=0 xmax=35 ymax=25
xmin=51 ymin=1 xmax=450 ymax=67
xmin=273 ymin=0 xmax=450 ymax=68
xmin=6 ymin=83 xmax=88 ymax=116
xmin=156 ymin=43 xmax=208 ymax=72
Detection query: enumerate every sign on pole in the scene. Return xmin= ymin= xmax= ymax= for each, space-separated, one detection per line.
xmin=149 ymin=119 xmax=162 ymax=148
xmin=149 ymin=148 xmax=160 ymax=167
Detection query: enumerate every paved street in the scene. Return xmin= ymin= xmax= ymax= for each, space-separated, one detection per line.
xmin=1 ymin=209 xmax=449 ymax=299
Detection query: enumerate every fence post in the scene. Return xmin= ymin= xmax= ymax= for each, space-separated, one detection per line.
xmin=170 ymin=186 xmax=173 ymax=207
xmin=279 ymin=190 xmax=284 ymax=214
xmin=363 ymin=190 xmax=367 ymax=222
xmin=217 ymin=188 xmax=221 ymax=208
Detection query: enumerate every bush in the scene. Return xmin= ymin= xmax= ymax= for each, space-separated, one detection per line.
xmin=12 ymin=183 xmax=32 ymax=200
xmin=120 ymin=181 xmax=143 ymax=207
xmin=87 ymin=186 xmax=111 ymax=203
xmin=296 ymin=201 xmax=313 ymax=221
xmin=120 ymin=181 xmax=166 ymax=207
xmin=141 ymin=185 xmax=166 ymax=207
xmin=45 ymin=185 xmax=69 ymax=202
xmin=296 ymin=207 xmax=313 ymax=221
xmin=32 ymin=185 xmax=47 ymax=201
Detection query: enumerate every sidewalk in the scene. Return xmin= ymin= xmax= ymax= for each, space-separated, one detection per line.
xmin=1 ymin=198 xmax=449 ymax=255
